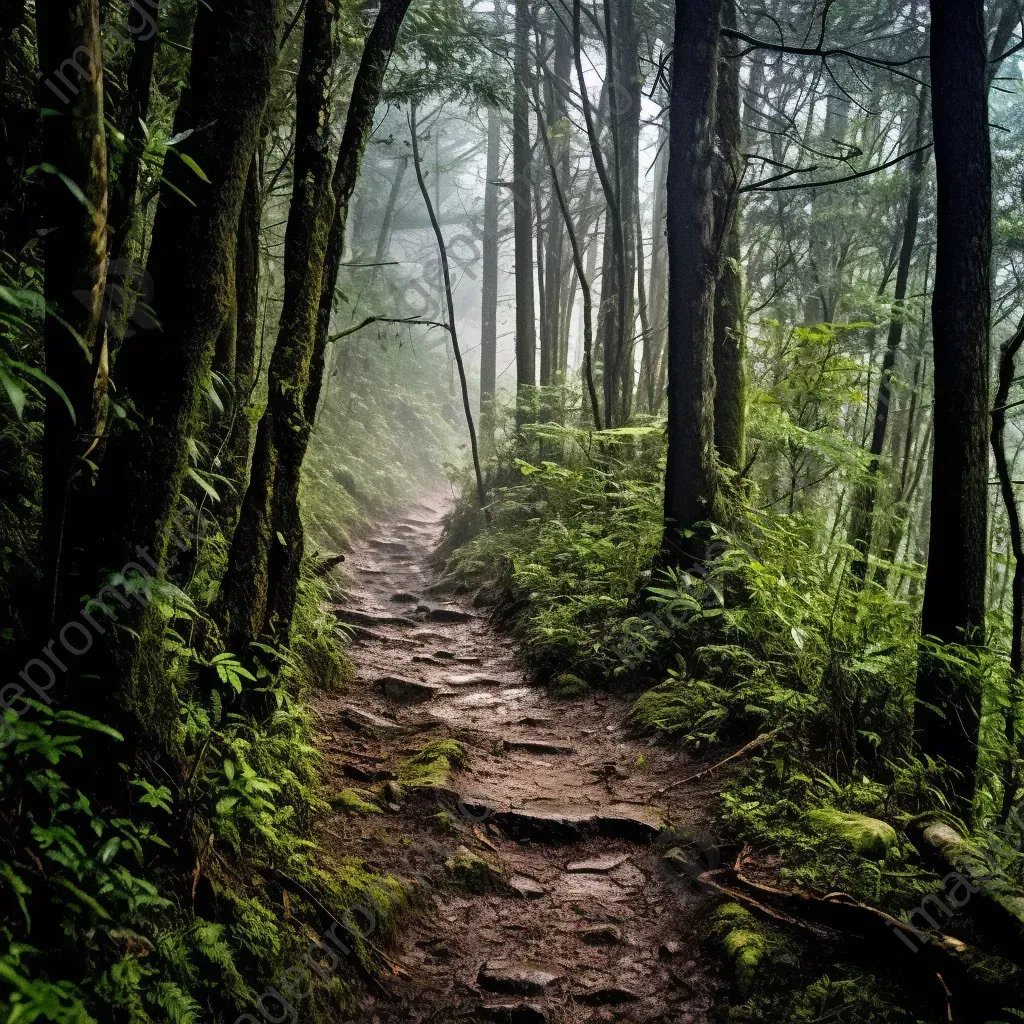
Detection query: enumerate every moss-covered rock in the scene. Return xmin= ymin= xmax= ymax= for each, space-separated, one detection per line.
xmin=397 ymin=739 xmax=469 ymax=788
xmin=330 ymin=788 xmax=380 ymax=815
xmin=708 ymin=902 xmax=767 ymax=997
xmin=551 ymin=672 xmax=588 ymax=698
xmin=804 ymin=808 xmax=897 ymax=860
xmin=445 ymin=846 xmax=512 ymax=894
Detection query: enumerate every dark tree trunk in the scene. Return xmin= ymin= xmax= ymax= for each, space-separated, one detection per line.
xmin=107 ymin=1 xmax=159 ymax=266
xmin=595 ymin=0 xmax=640 ymax=427
xmin=219 ymin=150 xmax=263 ymax=538
xmin=991 ymin=320 xmax=1024 ymax=821
xmin=480 ymin=105 xmax=501 ymax=447
xmin=36 ymin=0 xmax=109 ymax=628
xmin=848 ymin=91 xmax=928 ymax=582
xmin=712 ymin=0 xmax=745 ymax=473
xmin=661 ymin=0 xmax=722 ymax=565
xmin=219 ymin=0 xmax=340 ymax=654
xmin=513 ymin=0 xmax=537 ymax=421
xmin=914 ymin=0 xmax=991 ymax=816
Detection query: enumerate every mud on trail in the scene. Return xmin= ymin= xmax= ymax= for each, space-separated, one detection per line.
xmin=314 ymin=494 xmax=727 ymax=1023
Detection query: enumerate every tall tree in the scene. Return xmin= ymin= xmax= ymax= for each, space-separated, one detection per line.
xmin=480 ymin=105 xmax=501 ymax=447
xmin=513 ymin=0 xmax=537 ymax=421
xmin=219 ymin=0 xmax=341 ymax=654
xmin=36 ymin=0 xmax=109 ymax=628
xmin=660 ymin=0 xmax=723 ymax=564
xmin=848 ymin=90 xmax=928 ymax=581
xmin=711 ymin=0 xmax=746 ymax=473
xmin=914 ymin=0 xmax=992 ymax=814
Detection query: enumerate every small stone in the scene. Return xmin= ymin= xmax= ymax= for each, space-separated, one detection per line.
xmin=339 ymin=706 xmax=404 ymax=736
xmin=391 ymin=592 xmax=419 ymax=603
xmin=567 ymin=853 xmax=631 ymax=873
xmin=381 ymin=780 xmax=404 ymax=805
xmin=369 ymin=538 xmax=409 ymax=553
xmin=580 ymin=924 xmax=622 ymax=946
xmin=508 ymin=874 xmax=547 ymax=899
xmin=576 ymin=984 xmax=640 ymax=1005
xmin=334 ymin=608 xmax=417 ymax=628
xmin=378 ymin=676 xmax=447 ymax=703
xmin=478 ymin=1003 xmax=549 ymax=1024
xmin=659 ymin=940 xmax=681 ymax=959
xmin=503 ymin=738 xmax=575 ymax=755
xmin=449 ymin=673 xmax=504 ymax=687
xmin=478 ymin=962 xmax=562 ymax=996
xmin=425 ymin=606 xmax=474 ymax=623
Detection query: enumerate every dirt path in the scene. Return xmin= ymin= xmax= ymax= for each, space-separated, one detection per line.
xmin=316 ymin=493 xmax=726 ymax=1023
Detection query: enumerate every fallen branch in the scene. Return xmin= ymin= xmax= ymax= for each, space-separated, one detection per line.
xmin=653 ymin=731 xmax=777 ymax=797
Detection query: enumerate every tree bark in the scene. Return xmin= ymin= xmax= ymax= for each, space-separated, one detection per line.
xmin=513 ymin=0 xmax=537 ymax=422
xmin=480 ymin=105 xmax=501 ymax=447
xmin=36 ymin=0 xmax=109 ymax=628
xmin=219 ymin=0 xmax=341 ymax=654
xmin=661 ymin=0 xmax=722 ymax=565
xmin=640 ymin=133 xmax=669 ymax=414
xmin=93 ymin=0 xmax=283 ymax=601
xmin=712 ymin=0 xmax=746 ymax=473
xmin=914 ymin=0 xmax=991 ymax=816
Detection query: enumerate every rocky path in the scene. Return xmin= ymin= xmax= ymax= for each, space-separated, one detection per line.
xmin=315 ymin=493 xmax=726 ymax=1023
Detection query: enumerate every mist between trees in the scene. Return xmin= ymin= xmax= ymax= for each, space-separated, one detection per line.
xmin=3 ymin=0 xmax=1024 ymax=1019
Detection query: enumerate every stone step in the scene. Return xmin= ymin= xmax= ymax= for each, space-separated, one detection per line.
xmin=339 ymin=706 xmax=404 ymax=736
xmin=377 ymin=676 xmax=449 ymax=703
xmin=424 ymin=606 xmax=475 ymax=623
xmin=368 ymin=538 xmax=410 ymax=553
xmin=460 ymin=799 xmax=663 ymax=844
xmin=333 ymin=607 xmax=418 ymax=629
xmin=449 ymin=673 xmax=504 ymax=688
xmin=477 ymin=962 xmax=562 ymax=997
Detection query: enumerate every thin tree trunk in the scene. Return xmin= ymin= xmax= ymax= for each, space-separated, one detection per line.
xmin=374 ymin=155 xmax=409 ymax=263
xmin=915 ymin=0 xmax=992 ymax=816
xmin=849 ymin=90 xmax=928 ymax=582
xmin=712 ymin=0 xmax=746 ymax=473
xmin=641 ymin=134 xmax=669 ymax=414
xmin=480 ymin=105 xmax=501 ymax=449
xmin=220 ymin=150 xmax=263 ymax=538
xmin=533 ymin=71 xmax=602 ymax=430
xmin=513 ymin=0 xmax=537 ymax=421
xmin=991 ymin=319 xmax=1024 ymax=820
xmin=219 ymin=0 xmax=340 ymax=654
xmin=661 ymin=0 xmax=722 ymax=565
xmin=410 ymin=105 xmax=488 ymax=514
xmin=36 ymin=0 xmax=109 ymax=628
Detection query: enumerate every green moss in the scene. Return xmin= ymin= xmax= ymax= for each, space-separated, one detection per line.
xmin=551 ymin=672 xmax=589 ymax=698
xmin=330 ymin=788 xmax=380 ymax=815
xmin=444 ymin=846 xmax=511 ymax=894
xmin=803 ymin=809 xmax=897 ymax=860
xmin=397 ymin=739 xmax=469 ymax=788
xmin=709 ymin=903 xmax=768 ymax=997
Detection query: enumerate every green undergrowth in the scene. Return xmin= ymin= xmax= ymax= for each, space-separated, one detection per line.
xmin=440 ymin=401 xmax=1024 ymax=1022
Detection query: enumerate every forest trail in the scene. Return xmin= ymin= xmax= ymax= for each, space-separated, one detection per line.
xmin=315 ymin=492 xmax=726 ymax=1023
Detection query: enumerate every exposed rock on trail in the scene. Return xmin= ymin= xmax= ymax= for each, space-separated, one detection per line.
xmin=315 ymin=494 xmax=725 ymax=1022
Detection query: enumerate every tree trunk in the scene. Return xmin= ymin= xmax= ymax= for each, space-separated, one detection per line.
xmin=36 ymin=0 xmax=109 ymax=628
xmin=93 ymin=0 xmax=282 ymax=598
xmin=513 ymin=0 xmax=537 ymax=421
xmin=640 ymin=134 xmax=669 ymax=414
xmin=711 ymin=0 xmax=746 ymax=473
xmin=660 ymin=0 xmax=722 ymax=565
xmin=480 ymin=105 xmax=501 ymax=448
xmin=219 ymin=150 xmax=263 ymax=538
xmin=107 ymin=1 xmax=159 ymax=267
xmin=374 ymin=155 xmax=409 ymax=264
xmin=848 ymin=90 xmax=928 ymax=582
xmin=219 ymin=0 xmax=340 ymax=654
xmin=914 ymin=0 xmax=991 ymax=816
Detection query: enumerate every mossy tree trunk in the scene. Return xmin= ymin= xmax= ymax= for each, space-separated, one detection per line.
xmin=660 ymin=0 xmax=722 ymax=565
xmin=914 ymin=0 xmax=991 ymax=816
xmin=36 ymin=0 xmax=109 ymax=629
xmin=77 ymin=0 xmax=283 ymax=737
xmin=219 ymin=0 xmax=342 ymax=655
